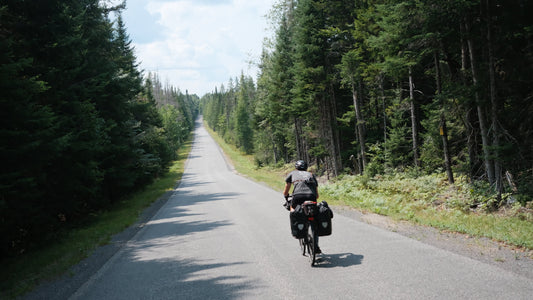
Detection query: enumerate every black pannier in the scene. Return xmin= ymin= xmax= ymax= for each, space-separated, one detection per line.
xmin=316 ymin=201 xmax=333 ymax=236
xmin=289 ymin=205 xmax=308 ymax=239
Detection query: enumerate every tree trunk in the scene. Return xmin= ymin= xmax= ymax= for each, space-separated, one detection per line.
xmin=460 ymin=22 xmax=468 ymax=74
xmin=281 ymin=134 xmax=289 ymax=163
xmin=380 ymin=73 xmax=387 ymax=146
xmin=460 ymin=20 xmax=477 ymax=180
xmin=294 ymin=117 xmax=308 ymax=162
xmin=323 ymin=54 xmax=342 ymax=178
xmin=270 ymin=128 xmax=278 ymax=164
xmin=319 ymin=92 xmax=339 ymax=178
xmin=352 ymin=82 xmax=367 ymax=172
xmin=329 ymin=85 xmax=343 ymax=176
xmin=408 ymin=66 xmax=420 ymax=167
xmin=485 ymin=0 xmax=502 ymax=198
xmin=465 ymin=108 xmax=477 ymax=179
xmin=465 ymin=17 xmax=495 ymax=184
xmin=435 ymin=51 xmax=454 ymax=184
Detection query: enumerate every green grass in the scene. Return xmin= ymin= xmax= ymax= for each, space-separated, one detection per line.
xmin=206 ymin=126 xmax=533 ymax=251
xmin=1 ymin=139 xmax=192 ymax=299
xmin=321 ymin=174 xmax=533 ymax=250
xmin=414 ymin=208 xmax=533 ymax=249
xmin=205 ymin=125 xmax=287 ymax=192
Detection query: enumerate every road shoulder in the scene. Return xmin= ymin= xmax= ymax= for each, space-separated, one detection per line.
xmin=334 ymin=205 xmax=533 ymax=280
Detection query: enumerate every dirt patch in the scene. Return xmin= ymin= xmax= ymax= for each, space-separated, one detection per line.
xmin=334 ymin=205 xmax=533 ymax=280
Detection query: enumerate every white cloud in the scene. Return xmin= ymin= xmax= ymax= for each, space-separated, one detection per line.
xmin=125 ymin=0 xmax=275 ymax=96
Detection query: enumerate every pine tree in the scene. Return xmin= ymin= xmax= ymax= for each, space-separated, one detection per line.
xmin=234 ymin=75 xmax=254 ymax=154
xmin=255 ymin=8 xmax=296 ymax=165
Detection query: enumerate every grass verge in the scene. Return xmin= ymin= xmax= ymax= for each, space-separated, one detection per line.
xmin=206 ymin=126 xmax=533 ymax=251
xmin=320 ymin=174 xmax=533 ymax=250
xmin=204 ymin=125 xmax=286 ymax=192
xmin=1 ymin=139 xmax=192 ymax=299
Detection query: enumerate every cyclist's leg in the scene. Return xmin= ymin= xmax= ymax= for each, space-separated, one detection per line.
xmin=291 ymin=194 xmax=305 ymax=209
xmin=291 ymin=193 xmax=316 ymax=208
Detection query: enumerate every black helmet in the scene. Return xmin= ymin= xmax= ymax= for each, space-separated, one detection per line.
xmin=295 ymin=160 xmax=308 ymax=171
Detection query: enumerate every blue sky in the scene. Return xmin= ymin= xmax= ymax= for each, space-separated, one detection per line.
xmin=121 ymin=0 xmax=276 ymax=96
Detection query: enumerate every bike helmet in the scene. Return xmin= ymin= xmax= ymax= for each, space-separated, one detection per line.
xmin=295 ymin=160 xmax=308 ymax=171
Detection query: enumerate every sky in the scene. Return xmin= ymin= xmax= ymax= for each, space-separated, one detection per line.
xmin=120 ymin=0 xmax=277 ymax=96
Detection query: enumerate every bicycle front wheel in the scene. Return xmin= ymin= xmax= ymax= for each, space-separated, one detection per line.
xmin=299 ymin=237 xmax=306 ymax=256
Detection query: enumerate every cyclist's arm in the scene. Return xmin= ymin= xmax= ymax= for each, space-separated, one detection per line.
xmin=283 ymin=182 xmax=291 ymax=197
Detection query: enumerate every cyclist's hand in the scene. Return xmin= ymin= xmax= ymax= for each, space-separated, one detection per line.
xmin=283 ymin=195 xmax=290 ymax=211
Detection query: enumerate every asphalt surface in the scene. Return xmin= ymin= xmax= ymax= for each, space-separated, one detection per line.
xmin=25 ymin=118 xmax=533 ymax=299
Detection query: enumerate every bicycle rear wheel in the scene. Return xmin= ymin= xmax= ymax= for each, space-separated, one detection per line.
xmin=307 ymin=227 xmax=316 ymax=266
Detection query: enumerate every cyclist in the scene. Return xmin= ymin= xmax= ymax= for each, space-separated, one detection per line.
xmin=283 ymin=160 xmax=321 ymax=253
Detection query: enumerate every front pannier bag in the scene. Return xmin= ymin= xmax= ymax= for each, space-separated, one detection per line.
xmin=289 ymin=205 xmax=308 ymax=238
xmin=316 ymin=201 xmax=333 ymax=236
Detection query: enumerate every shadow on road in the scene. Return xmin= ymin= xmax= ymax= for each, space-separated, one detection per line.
xmin=130 ymin=189 xmax=240 ymax=243
xmin=102 ymin=188 xmax=263 ymax=299
xmin=95 ymin=256 xmax=259 ymax=299
xmin=314 ymin=253 xmax=364 ymax=268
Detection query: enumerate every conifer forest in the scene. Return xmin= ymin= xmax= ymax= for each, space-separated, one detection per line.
xmin=201 ymin=1 xmax=532 ymax=209
xmin=1 ymin=1 xmax=198 ymax=257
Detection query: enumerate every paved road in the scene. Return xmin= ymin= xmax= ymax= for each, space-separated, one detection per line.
xmin=69 ymin=119 xmax=533 ymax=299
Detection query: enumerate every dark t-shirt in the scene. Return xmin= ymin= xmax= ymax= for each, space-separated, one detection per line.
xmin=285 ymin=170 xmax=318 ymax=197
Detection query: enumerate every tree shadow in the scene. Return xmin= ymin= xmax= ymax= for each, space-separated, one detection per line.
xmin=75 ymin=256 xmax=262 ymax=299
xmin=138 ymin=189 xmax=242 ymax=238
xmin=72 ymin=188 xmax=264 ymax=299
xmin=22 ymin=188 xmax=256 ymax=300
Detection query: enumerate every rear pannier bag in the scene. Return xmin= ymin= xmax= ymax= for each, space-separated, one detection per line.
xmin=302 ymin=201 xmax=318 ymax=217
xmin=289 ymin=205 xmax=308 ymax=239
xmin=316 ymin=201 xmax=333 ymax=236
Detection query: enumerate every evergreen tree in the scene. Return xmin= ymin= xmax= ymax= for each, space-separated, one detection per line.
xmin=234 ymin=75 xmax=254 ymax=154
xmin=255 ymin=7 xmax=296 ymax=165
xmin=203 ymin=0 xmax=533 ymax=206
xmin=0 ymin=0 xmax=198 ymax=257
